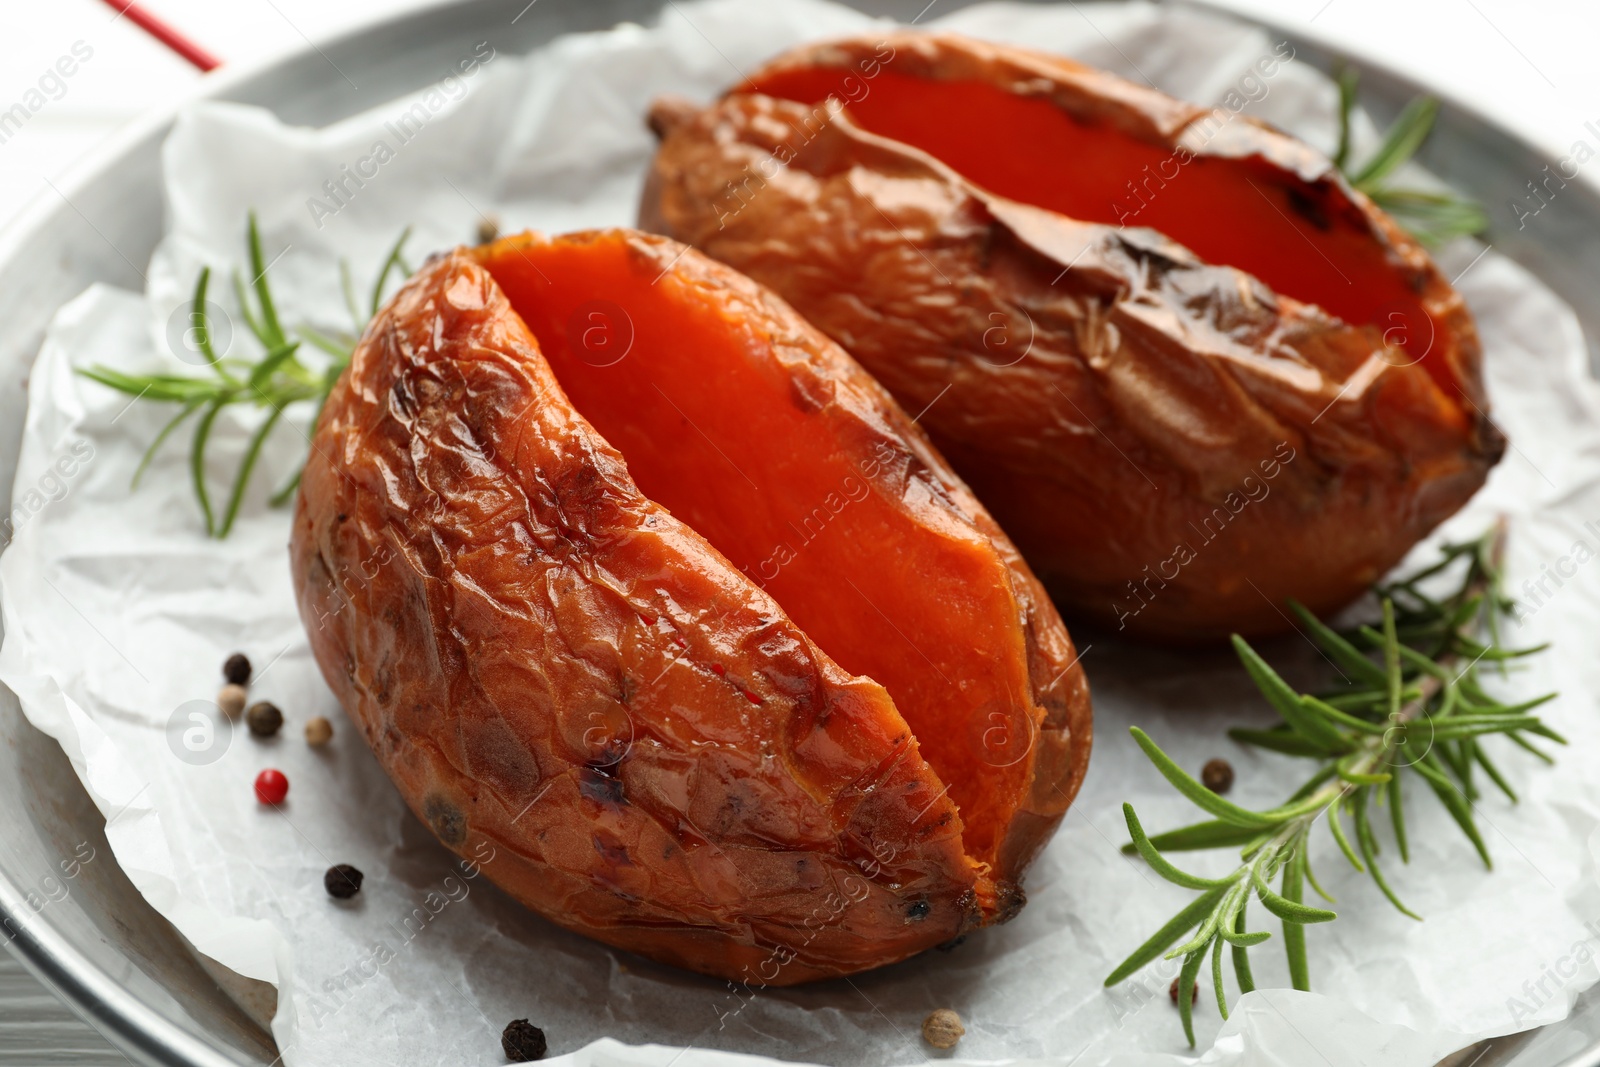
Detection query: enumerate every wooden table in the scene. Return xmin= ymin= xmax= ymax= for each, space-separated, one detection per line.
xmin=0 ymin=950 xmax=125 ymax=1065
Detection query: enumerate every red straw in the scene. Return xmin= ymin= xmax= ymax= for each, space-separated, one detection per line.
xmin=100 ymin=0 xmax=223 ymax=72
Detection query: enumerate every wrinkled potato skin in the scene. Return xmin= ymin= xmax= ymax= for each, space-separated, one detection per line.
xmin=642 ymin=33 xmax=1503 ymax=640
xmin=289 ymin=230 xmax=1090 ymax=984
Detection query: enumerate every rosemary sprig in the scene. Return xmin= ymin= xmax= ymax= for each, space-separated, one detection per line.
xmin=79 ymin=214 xmax=412 ymax=536
xmin=1324 ymin=67 xmax=1484 ymax=247
xmin=1334 ymin=67 xmax=1488 ymax=246
xmin=1106 ymin=520 xmax=1561 ymax=1045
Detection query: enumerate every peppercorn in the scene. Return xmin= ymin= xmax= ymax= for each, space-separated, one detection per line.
xmin=1170 ymin=977 xmax=1199 ymax=1005
xmin=246 ymin=701 xmax=284 ymax=738
xmin=476 ymin=214 xmax=501 ymax=246
xmin=254 ymin=769 xmax=289 ymax=805
xmin=218 ymin=684 xmax=248 ymax=719
xmin=921 ymin=1008 xmax=964 ymax=1050
xmin=501 ymin=1019 xmax=547 ymax=1062
xmin=223 ymin=652 xmax=252 ymax=686
xmin=324 ymin=864 xmax=364 ymax=899
xmin=305 ymin=716 xmax=334 ymax=747
xmin=1201 ymin=758 xmax=1234 ymax=794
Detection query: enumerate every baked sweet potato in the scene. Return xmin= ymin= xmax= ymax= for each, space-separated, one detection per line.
xmin=641 ymin=32 xmax=1504 ymax=640
xmin=289 ymin=229 xmax=1091 ymax=984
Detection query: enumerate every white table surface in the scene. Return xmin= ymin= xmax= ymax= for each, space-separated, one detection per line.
xmin=2 ymin=0 xmax=1597 ymax=1061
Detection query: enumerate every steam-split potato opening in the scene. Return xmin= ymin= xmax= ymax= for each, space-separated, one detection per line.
xmin=473 ymin=232 xmax=1041 ymax=869
xmin=743 ymin=67 xmax=1437 ymax=377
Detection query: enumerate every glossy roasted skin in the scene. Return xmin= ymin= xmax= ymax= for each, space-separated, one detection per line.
xmin=289 ymin=229 xmax=1090 ymax=984
xmin=641 ymin=32 xmax=1504 ymax=640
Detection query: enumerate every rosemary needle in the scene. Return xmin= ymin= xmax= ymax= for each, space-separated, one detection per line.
xmin=79 ymin=213 xmax=413 ymax=537
xmin=1107 ymin=520 xmax=1560 ymax=1045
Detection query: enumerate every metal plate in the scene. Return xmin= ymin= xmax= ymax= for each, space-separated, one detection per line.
xmin=0 ymin=1 xmax=1595 ymax=1064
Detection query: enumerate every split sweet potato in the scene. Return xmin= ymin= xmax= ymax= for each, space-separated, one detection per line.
xmin=289 ymin=229 xmax=1090 ymax=984
xmin=641 ymin=32 xmax=1504 ymax=640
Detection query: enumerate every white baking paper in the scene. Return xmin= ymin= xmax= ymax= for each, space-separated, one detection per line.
xmin=4 ymin=2 xmax=1600 ymax=1065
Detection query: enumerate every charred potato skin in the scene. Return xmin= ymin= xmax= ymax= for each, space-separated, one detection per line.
xmin=289 ymin=231 xmax=1090 ymax=983
xmin=641 ymin=33 xmax=1503 ymax=640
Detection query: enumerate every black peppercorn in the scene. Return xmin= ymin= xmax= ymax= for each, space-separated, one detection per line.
xmin=501 ymin=1019 xmax=547 ymax=1062
xmin=324 ymin=864 xmax=364 ymax=900
xmin=246 ymin=701 xmax=284 ymax=737
xmin=1170 ymin=977 xmax=1198 ymax=1005
xmin=223 ymin=652 xmax=252 ymax=686
xmin=1201 ymin=758 xmax=1234 ymax=794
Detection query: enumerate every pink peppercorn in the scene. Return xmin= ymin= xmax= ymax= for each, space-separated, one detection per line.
xmin=255 ymin=769 xmax=289 ymax=805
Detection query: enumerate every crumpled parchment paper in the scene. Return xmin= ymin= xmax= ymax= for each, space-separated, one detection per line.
xmin=4 ymin=2 xmax=1600 ymax=1065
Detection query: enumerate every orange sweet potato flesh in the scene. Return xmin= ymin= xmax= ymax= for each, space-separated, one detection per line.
xmin=289 ymin=228 xmax=1090 ymax=984
xmin=640 ymin=33 xmax=1504 ymax=640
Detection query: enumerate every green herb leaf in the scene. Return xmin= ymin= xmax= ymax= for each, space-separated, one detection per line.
xmin=246 ymin=214 xmax=286 ymax=347
xmin=1129 ymin=728 xmax=1284 ymax=829
xmin=1231 ymin=910 xmax=1257 ymax=995
xmin=1232 ymin=637 xmax=1352 ymax=753
xmin=370 ymin=226 xmax=414 ymax=317
xmin=217 ymin=405 xmax=285 ymax=538
xmin=1282 ymin=847 xmax=1312 ymax=991
xmin=1304 ymin=696 xmax=1390 ymax=735
xmin=1353 ymin=788 xmax=1421 ymax=920
xmin=1414 ymin=755 xmax=1493 ymax=869
xmin=1104 ymin=884 xmax=1231 ymax=987
xmin=1228 ymin=727 xmax=1329 ymax=757
xmin=1387 ymin=771 xmax=1410 ymax=864
xmin=1178 ymin=945 xmax=1206 ymax=1046
xmin=1350 ymin=96 xmax=1439 ymax=189
xmin=1474 ymin=745 xmax=1517 ymax=803
xmin=131 ymin=400 xmax=203 ymax=489
xmin=1123 ymin=804 xmax=1231 ymax=889
xmin=1290 ymin=600 xmax=1387 ymax=687
xmin=1120 ymin=818 xmax=1267 ymax=854
xmin=1252 ymin=861 xmax=1337 ymax=924
xmin=1211 ymin=934 xmax=1229 ymax=1021
xmin=190 ymin=399 xmax=226 ymax=537
xmin=191 ymin=267 xmax=221 ymax=370
xmin=1332 ymin=66 xmax=1359 ymax=172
